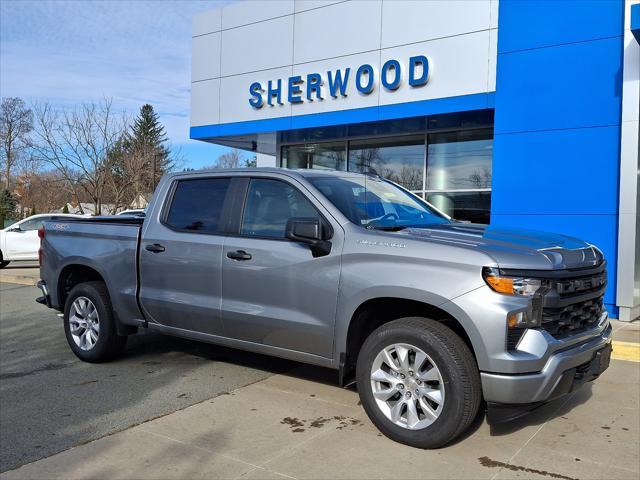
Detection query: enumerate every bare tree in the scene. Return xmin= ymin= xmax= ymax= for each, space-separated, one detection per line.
xmin=0 ymin=97 xmax=33 ymax=189
xmin=394 ymin=166 xmax=423 ymax=191
xmin=12 ymin=153 xmax=42 ymax=217
xmin=105 ymin=140 xmax=153 ymax=213
xmin=31 ymin=100 xmax=127 ymax=215
xmin=18 ymin=170 xmax=70 ymax=215
xmin=467 ymin=166 xmax=492 ymax=189
xmin=351 ymin=148 xmax=381 ymax=173
xmin=213 ymin=149 xmax=245 ymax=169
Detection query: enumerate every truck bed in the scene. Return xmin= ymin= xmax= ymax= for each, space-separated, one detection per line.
xmin=40 ymin=216 xmax=144 ymax=326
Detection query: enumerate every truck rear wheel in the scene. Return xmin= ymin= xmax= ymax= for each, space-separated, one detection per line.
xmin=356 ymin=317 xmax=481 ymax=448
xmin=0 ymin=251 xmax=9 ymax=268
xmin=63 ymin=281 xmax=127 ymax=362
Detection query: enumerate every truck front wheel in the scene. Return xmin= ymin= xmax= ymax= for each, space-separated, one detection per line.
xmin=63 ymin=281 xmax=127 ymax=362
xmin=356 ymin=317 xmax=481 ymax=448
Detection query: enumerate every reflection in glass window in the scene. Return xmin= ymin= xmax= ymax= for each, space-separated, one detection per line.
xmin=348 ymin=136 xmax=424 ymax=191
xmin=241 ymin=179 xmax=320 ymax=238
xmin=426 ymin=130 xmax=493 ymax=191
xmin=309 ymin=175 xmax=448 ymax=229
xmin=426 ymin=191 xmax=491 ymax=225
xmin=165 ymin=178 xmax=231 ymax=233
xmin=282 ymin=142 xmax=346 ymax=170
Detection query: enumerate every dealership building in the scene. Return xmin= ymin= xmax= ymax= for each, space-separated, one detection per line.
xmin=190 ymin=0 xmax=640 ymax=321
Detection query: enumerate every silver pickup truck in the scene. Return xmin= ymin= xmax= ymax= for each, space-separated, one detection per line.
xmin=36 ymin=168 xmax=612 ymax=448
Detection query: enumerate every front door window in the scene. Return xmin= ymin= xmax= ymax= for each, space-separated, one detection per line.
xmin=241 ymin=179 xmax=320 ymax=238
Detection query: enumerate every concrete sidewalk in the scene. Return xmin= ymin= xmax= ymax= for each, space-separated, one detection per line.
xmin=0 ymin=263 xmax=39 ymax=286
xmin=2 ymin=324 xmax=638 ymax=480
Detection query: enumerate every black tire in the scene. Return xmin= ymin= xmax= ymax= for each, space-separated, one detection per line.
xmin=0 ymin=251 xmax=9 ymax=268
xmin=356 ymin=317 xmax=481 ymax=449
xmin=63 ymin=281 xmax=127 ymax=362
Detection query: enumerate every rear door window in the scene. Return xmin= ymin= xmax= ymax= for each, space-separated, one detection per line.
xmin=165 ymin=178 xmax=232 ymax=233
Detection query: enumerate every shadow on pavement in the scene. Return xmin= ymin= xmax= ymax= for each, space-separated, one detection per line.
xmin=489 ymin=385 xmax=593 ymax=436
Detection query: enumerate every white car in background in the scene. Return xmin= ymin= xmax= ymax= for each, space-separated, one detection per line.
xmin=116 ymin=208 xmax=146 ymax=217
xmin=0 ymin=214 xmax=86 ymax=268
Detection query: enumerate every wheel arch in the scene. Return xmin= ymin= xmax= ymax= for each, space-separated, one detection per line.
xmin=57 ymin=263 xmax=107 ymax=306
xmin=57 ymin=262 xmax=136 ymax=336
xmin=336 ymin=293 xmax=484 ymax=387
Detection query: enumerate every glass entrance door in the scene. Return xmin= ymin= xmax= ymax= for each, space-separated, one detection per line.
xmin=425 ymin=129 xmax=493 ymax=224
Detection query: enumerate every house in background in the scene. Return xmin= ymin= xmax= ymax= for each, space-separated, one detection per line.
xmin=129 ymin=193 xmax=151 ymax=209
xmin=58 ymin=202 xmax=117 ymax=216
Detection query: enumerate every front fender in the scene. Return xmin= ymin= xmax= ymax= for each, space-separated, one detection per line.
xmin=333 ymin=285 xmax=488 ymax=366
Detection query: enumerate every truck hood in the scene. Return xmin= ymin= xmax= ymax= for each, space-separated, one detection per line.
xmin=395 ymin=223 xmax=603 ymax=270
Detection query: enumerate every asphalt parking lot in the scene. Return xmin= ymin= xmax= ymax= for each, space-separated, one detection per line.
xmin=0 ymin=282 xmax=295 ymax=473
xmin=1 ymin=280 xmax=639 ymax=479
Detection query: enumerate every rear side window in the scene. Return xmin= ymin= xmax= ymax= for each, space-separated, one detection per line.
xmin=165 ymin=178 xmax=231 ymax=233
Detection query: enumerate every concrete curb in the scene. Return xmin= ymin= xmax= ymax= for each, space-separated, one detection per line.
xmin=0 ymin=276 xmax=39 ymax=286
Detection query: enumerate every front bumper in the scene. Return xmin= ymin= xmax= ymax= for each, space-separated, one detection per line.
xmin=481 ymin=314 xmax=612 ymax=404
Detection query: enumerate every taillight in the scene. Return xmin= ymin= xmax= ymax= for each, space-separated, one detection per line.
xmin=38 ymin=227 xmax=45 ymax=265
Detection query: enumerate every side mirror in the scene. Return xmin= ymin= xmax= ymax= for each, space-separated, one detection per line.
xmin=8 ymin=227 xmax=21 ymax=232
xmin=285 ymin=218 xmax=332 ymax=257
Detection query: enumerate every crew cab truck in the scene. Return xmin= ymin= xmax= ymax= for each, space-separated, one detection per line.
xmin=37 ymin=168 xmax=612 ymax=448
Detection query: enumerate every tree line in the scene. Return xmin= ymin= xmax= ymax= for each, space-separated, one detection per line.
xmin=0 ymin=97 xmax=179 ymax=224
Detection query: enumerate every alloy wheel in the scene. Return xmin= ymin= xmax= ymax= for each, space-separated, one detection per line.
xmin=69 ymin=296 xmax=100 ymax=351
xmin=370 ymin=343 xmax=445 ymax=430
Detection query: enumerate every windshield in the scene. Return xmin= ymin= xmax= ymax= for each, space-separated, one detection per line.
xmin=308 ymin=175 xmax=451 ymax=230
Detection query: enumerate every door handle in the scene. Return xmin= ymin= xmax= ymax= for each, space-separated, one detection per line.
xmin=145 ymin=243 xmax=165 ymax=253
xmin=227 ymin=250 xmax=252 ymax=261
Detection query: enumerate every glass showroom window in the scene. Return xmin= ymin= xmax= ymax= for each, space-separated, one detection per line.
xmin=425 ymin=129 xmax=493 ymax=224
xmin=282 ymin=142 xmax=346 ymax=170
xmin=347 ymin=136 xmax=425 ymax=192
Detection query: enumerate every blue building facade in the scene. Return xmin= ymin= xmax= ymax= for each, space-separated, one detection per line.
xmin=191 ymin=0 xmax=640 ymax=320
xmin=492 ymin=1 xmax=629 ymax=317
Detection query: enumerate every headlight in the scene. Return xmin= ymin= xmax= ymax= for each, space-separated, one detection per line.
xmin=482 ymin=267 xmax=542 ymax=296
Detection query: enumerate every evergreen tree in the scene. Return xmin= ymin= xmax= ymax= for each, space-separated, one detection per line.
xmin=127 ymin=104 xmax=171 ymax=191
xmin=62 ymin=203 xmax=69 ymax=214
xmin=0 ymin=189 xmax=17 ymax=227
xmin=130 ymin=104 xmax=168 ymax=152
xmin=244 ymin=156 xmax=257 ymax=168
xmin=30 ymin=205 xmax=36 ymax=216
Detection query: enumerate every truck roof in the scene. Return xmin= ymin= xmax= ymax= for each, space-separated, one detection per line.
xmin=166 ymin=167 xmax=371 ymax=181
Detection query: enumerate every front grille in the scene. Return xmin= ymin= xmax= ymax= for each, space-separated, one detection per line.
xmin=556 ymin=271 xmax=607 ymax=297
xmin=500 ymin=262 xmax=607 ymax=345
xmin=542 ymin=296 xmax=604 ymax=339
xmin=537 ymin=262 xmax=607 ymax=340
